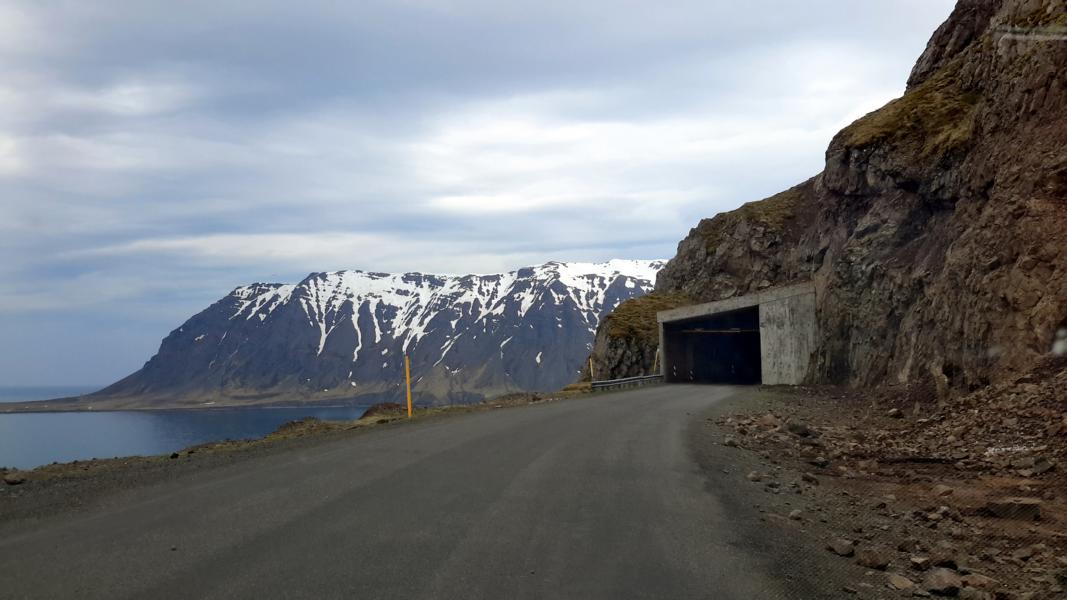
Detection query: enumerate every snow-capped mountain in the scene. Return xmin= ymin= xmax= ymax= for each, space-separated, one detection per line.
xmin=97 ymin=260 xmax=665 ymax=406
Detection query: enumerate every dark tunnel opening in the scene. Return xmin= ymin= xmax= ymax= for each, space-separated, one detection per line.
xmin=662 ymin=306 xmax=761 ymax=384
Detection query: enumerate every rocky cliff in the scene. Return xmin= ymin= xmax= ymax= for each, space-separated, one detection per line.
xmin=591 ymin=0 xmax=1067 ymax=393
xmin=585 ymin=292 xmax=694 ymax=381
xmin=96 ymin=260 xmax=664 ymax=407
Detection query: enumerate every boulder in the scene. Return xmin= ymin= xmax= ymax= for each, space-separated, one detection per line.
xmin=786 ymin=421 xmax=816 ymax=437
xmin=757 ymin=414 xmax=782 ymax=429
xmin=923 ymin=568 xmax=962 ymax=596
xmin=958 ymin=589 xmax=994 ymax=600
xmin=887 ymin=573 xmax=915 ymax=590
xmin=1010 ymin=546 xmax=1035 ymax=562
xmin=932 ymin=484 xmax=954 ymax=497
xmin=856 ymin=547 xmax=891 ymax=570
xmin=1031 ymin=458 xmax=1055 ymax=475
xmin=827 ymin=538 xmax=855 ymax=557
xmin=808 ymin=456 xmax=829 ymax=468
xmin=981 ymin=498 xmax=1042 ymax=520
xmin=961 ymin=573 xmax=998 ymax=590
xmin=931 ymin=550 xmax=958 ymax=570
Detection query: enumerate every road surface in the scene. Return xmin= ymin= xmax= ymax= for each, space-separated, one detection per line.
xmin=0 ymin=385 xmax=830 ymax=599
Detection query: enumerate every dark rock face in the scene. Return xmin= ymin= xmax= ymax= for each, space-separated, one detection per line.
xmin=592 ymin=0 xmax=1067 ymax=389
xmin=97 ymin=260 xmax=664 ymax=406
xmin=584 ymin=292 xmax=694 ymax=381
xmin=907 ymin=0 xmax=1003 ymax=89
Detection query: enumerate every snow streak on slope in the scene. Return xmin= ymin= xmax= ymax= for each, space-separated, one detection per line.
xmin=229 ymin=260 xmax=664 ymax=359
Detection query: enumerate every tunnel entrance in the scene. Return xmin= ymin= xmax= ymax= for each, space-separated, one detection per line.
xmin=657 ymin=282 xmax=817 ymax=386
xmin=662 ymin=306 xmax=761 ymax=384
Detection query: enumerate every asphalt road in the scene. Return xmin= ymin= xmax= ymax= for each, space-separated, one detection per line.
xmin=0 ymin=385 xmax=821 ymax=599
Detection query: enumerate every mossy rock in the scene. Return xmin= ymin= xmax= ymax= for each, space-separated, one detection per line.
xmin=1005 ymin=5 xmax=1067 ymax=28
xmin=604 ymin=292 xmax=695 ymax=342
xmin=694 ymin=184 xmax=802 ymax=252
xmin=840 ymin=59 xmax=979 ymax=158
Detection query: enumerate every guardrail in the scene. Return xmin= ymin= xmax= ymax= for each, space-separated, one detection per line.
xmin=590 ymin=374 xmax=663 ymax=391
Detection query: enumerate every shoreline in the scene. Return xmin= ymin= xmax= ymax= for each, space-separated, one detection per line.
xmin=0 ymin=393 xmax=432 ymax=414
xmin=0 ymin=391 xmax=566 ymax=477
xmin=0 ymin=390 xmax=573 ymax=524
xmin=0 ymin=400 xmax=380 ymax=415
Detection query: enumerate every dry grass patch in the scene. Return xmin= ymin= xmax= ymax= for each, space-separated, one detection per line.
xmin=841 ymin=59 xmax=979 ymax=158
xmin=694 ymin=184 xmax=803 ymax=252
xmin=604 ymin=292 xmax=694 ymax=343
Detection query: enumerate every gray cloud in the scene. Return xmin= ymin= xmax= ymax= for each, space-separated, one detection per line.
xmin=0 ymin=0 xmax=955 ymax=384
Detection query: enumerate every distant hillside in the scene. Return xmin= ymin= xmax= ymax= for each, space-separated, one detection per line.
xmin=95 ymin=260 xmax=664 ymax=407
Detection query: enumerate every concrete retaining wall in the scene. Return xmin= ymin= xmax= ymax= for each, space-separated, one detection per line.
xmin=758 ymin=290 xmax=817 ymax=385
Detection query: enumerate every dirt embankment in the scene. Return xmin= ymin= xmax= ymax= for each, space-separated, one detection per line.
xmin=706 ymin=358 xmax=1067 ymax=599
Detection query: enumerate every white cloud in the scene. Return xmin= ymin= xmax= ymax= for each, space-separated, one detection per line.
xmin=410 ymin=39 xmax=905 ymax=221
xmin=0 ymin=270 xmax=210 ymax=314
xmin=0 ymin=4 xmax=45 ymax=55
xmin=70 ymin=232 xmax=552 ymax=275
xmin=0 ymin=133 xmax=24 ymax=175
xmin=52 ymin=80 xmax=204 ymax=117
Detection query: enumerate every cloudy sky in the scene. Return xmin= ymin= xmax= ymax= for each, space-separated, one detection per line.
xmin=0 ymin=0 xmax=955 ymax=387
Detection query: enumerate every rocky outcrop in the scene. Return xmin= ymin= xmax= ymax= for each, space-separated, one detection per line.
xmin=654 ymin=181 xmax=821 ymax=302
xmin=584 ymin=292 xmax=693 ymax=381
xmin=591 ymin=0 xmax=1067 ymax=391
xmin=907 ymin=0 xmax=1003 ymax=89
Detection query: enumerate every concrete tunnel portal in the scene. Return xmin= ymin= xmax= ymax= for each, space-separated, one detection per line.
xmin=661 ymin=306 xmax=762 ymax=384
xmin=657 ymin=283 xmax=817 ymax=386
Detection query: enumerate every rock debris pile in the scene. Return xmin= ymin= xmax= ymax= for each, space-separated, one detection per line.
xmin=715 ymin=359 xmax=1067 ymax=598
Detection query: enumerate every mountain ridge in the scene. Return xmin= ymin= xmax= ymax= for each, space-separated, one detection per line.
xmin=93 ymin=259 xmax=665 ymax=408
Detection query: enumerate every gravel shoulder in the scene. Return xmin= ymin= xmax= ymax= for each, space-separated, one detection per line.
xmin=690 ymin=387 xmax=915 ymax=599
xmin=701 ymin=375 xmax=1067 ymax=600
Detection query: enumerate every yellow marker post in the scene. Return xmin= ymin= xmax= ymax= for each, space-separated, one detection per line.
xmin=404 ymin=355 xmax=413 ymax=418
xmin=588 ymin=357 xmax=595 ymax=382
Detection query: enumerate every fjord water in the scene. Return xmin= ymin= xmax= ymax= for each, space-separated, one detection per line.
xmin=0 ymin=385 xmax=102 ymax=403
xmin=0 ymin=405 xmax=369 ymax=470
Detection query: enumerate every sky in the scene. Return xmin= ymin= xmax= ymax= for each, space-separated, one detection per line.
xmin=0 ymin=0 xmax=956 ymax=386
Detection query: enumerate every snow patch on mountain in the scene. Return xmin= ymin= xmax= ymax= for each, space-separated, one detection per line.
xmin=229 ymin=260 xmax=663 ymax=357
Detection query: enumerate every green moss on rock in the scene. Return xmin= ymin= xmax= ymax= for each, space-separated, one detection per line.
xmin=1005 ymin=5 xmax=1067 ymax=28
xmin=604 ymin=292 xmax=694 ymax=342
xmin=841 ymin=59 xmax=979 ymax=158
xmin=694 ymin=184 xmax=802 ymax=252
